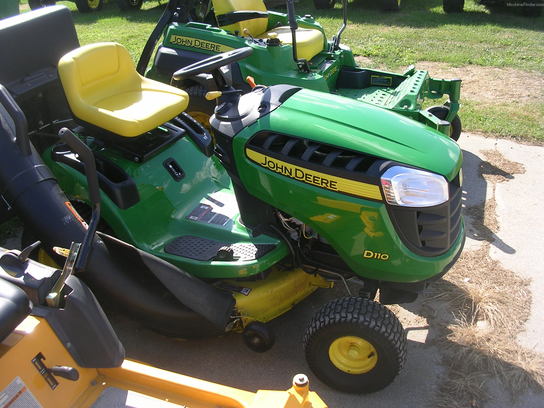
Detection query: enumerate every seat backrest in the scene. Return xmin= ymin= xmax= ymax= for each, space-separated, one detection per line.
xmin=59 ymin=42 xmax=141 ymax=109
xmin=0 ymin=6 xmax=79 ymax=130
xmin=212 ymin=0 xmax=268 ymax=36
xmin=0 ymin=6 xmax=79 ymax=94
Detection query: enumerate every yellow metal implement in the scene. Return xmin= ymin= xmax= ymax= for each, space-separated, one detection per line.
xmin=0 ymin=317 xmax=328 ymax=408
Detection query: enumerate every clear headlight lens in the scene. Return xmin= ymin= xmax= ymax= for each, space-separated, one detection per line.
xmin=381 ymin=166 xmax=449 ymax=207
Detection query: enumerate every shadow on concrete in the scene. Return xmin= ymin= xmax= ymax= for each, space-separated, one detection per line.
xmin=462 ymin=149 xmax=516 ymax=254
xmin=108 ymin=285 xmax=448 ymax=407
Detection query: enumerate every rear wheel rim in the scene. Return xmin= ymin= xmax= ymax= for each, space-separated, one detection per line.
xmin=328 ymin=335 xmax=378 ymax=374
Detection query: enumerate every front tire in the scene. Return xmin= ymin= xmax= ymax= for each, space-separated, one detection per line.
xmin=75 ymin=0 xmax=103 ymax=12
xmin=304 ymin=297 xmax=406 ymax=393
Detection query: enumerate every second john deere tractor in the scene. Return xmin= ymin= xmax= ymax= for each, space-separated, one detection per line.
xmin=142 ymin=0 xmax=462 ymax=140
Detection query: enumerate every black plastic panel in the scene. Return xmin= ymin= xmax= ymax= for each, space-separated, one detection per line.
xmin=387 ymin=174 xmax=463 ymax=257
xmin=32 ymin=276 xmax=125 ymax=368
xmin=52 ymin=146 xmax=140 ymax=210
xmin=0 ymin=6 xmax=79 ymax=129
xmin=336 ymin=68 xmax=404 ymax=89
xmin=0 ymin=277 xmax=30 ymax=343
xmin=0 ymin=6 xmax=79 ymax=89
xmin=153 ymin=46 xmax=211 ymax=79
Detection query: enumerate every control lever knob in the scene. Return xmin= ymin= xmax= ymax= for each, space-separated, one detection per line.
xmin=50 ymin=366 xmax=79 ymax=381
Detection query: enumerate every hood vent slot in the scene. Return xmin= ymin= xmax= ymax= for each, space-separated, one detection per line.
xmin=248 ymin=132 xmax=380 ymax=177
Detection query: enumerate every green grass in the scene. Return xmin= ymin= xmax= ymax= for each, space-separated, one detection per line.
xmin=461 ymin=100 xmax=544 ymax=140
xmin=17 ymin=0 xmax=544 ymax=140
xmin=314 ymin=0 xmax=544 ymax=72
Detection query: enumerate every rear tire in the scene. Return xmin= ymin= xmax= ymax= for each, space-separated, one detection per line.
xmin=117 ymin=0 xmax=143 ymax=11
xmin=443 ymin=0 xmax=465 ymax=13
xmin=304 ymin=297 xmax=406 ymax=393
xmin=28 ymin=0 xmax=56 ymax=10
xmin=75 ymin=0 xmax=103 ymax=12
xmin=428 ymin=105 xmax=462 ymax=141
xmin=313 ymin=0 xmax=336 ymax=9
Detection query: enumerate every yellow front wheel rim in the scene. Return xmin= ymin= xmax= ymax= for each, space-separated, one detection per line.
xmin=328 ymin=336 xmax=378 ymax=374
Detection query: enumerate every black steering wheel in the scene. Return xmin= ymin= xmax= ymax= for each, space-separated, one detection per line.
xmin=172 ymin=47 xmax=253 ymax=82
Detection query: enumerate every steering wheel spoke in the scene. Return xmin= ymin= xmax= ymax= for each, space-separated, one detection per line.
xmin=172 ymin=47 xmax=253 ymax=82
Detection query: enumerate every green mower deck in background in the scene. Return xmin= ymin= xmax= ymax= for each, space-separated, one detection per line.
xmin=143 ymin=0 xmax=462 ymax=140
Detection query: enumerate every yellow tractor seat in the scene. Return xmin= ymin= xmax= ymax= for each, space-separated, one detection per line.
xmin=58 ymin=42 xmax=189 ymax=138
xmin=256 ymin=27 xmax=324 ymax=62
xmin=212 ymin=0 xmax=325 ymax=61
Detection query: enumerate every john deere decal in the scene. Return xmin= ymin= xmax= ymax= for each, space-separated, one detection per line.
xmin=246 ymin=149 xmax=382 ymax=201
xmin=169 ymin=35 xmax=234 ymax=53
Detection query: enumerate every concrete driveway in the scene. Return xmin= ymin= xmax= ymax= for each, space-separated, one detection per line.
xmin=108 ymin=133 xmax=544 ymax=407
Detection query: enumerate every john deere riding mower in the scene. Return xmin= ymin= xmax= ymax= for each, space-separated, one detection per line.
xmin=0 ymin=169 xmax=326 ymax=408
xmin=143 ymin=0 xmax=462 ymax=140
xmin=0 ymin=6 xmax=464 ymax=393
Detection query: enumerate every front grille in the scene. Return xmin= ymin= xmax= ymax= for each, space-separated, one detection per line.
xmin=387 ymin=174 xmax=463 ymax=257
xmin=247 ymin=132 xmax=380 ymax=179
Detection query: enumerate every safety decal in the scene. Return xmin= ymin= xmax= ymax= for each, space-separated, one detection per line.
xmin=0 ymin=377 xmax=42 ymax=408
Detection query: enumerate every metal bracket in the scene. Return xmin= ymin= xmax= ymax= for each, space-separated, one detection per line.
xmin=46 ymin=242 xmax=80 ymax=308
xmin=31 ymin=353 xmax=58 ymax=390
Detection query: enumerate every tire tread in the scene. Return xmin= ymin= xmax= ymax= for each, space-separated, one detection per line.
xmin=303 ymin=297 xmax=406 ymax=392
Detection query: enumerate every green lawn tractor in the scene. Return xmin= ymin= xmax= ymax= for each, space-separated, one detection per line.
xmin=142 ymin=0 xmax=462 ymax=140
xmin=0 ymin=5 xmax=464 ymax=393
xmin=0 ymin=213 xmax=326 ymax=408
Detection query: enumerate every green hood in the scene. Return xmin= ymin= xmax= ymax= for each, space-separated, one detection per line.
xmin=266 ymin=88 xmax=462 ymax=180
